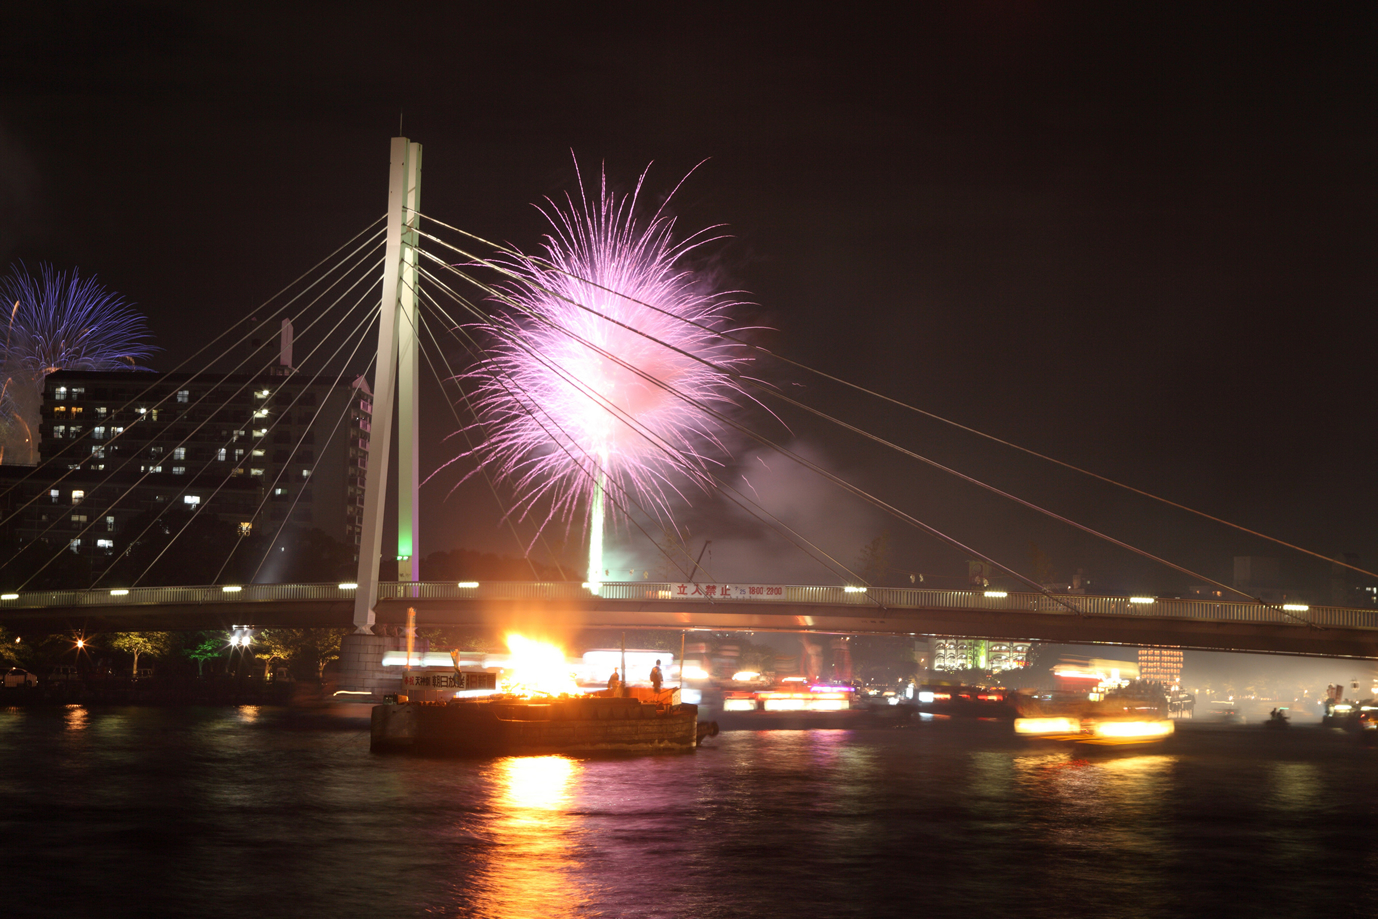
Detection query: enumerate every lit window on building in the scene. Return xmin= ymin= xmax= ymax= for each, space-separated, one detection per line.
xmin=51 ymin=425 xmax=66 ymax=438
xmin=69 ymin=539 xmax=81 ymax=552
xmin=173 ymin=447 xmax=186 ymax=460
xmin=50 ymin=489 xmax=60 ymax=502
xmin=96 ymin=407 xmax=108 ymax=418
xmin=217 ymin=448 xmax=227 ymax=461
xmin=172 ymin=466 xmax=186 ymax=475
xmin=106 ymin=516 xmax=116 ymax=532
xmin=238 ymin=521 xmax=253 ymax=536
xmin=55 ymin=387 xmax=67 ymax=400
xmin=250 ymin=468 xmax=264 ymax=477
xmin=92 ymin=426 xmax=106 ymax=440
xmin=97 ymin=539 xmax=114 ymax=551
xmin=184 ymin=495 xmax=200 ymax=506
xmin=177 ymin=390 xmax=190 ymax=403
xmin=71 ymin=490 xmax=84 ymax=505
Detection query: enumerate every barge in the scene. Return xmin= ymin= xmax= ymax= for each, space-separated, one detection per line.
xmin=371 ymin=687 xmax=715 ymax=755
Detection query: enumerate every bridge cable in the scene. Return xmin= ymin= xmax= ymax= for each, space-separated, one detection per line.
xmin=417 ymin=260 xmax=908 ymax=592
xmin=12 ymin=242 xmax=385 ymax=589
xmin=416 ymin=209 xmax=1377 ymax=587
xmin=0 ymin=220 xmax=386 ymax=507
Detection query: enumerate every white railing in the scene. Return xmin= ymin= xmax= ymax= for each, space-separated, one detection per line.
xmin=2 ymin=581 xmax=1377 ymax=631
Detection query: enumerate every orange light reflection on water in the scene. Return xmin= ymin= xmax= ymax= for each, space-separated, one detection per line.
xmin=467 ymin=755 xmax=589 ymax=918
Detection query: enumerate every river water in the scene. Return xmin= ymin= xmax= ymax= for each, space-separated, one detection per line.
xmin=3 ymin=704 xmax=1376 ymax=919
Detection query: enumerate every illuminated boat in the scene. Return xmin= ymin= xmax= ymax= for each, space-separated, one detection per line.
xmin=710 ymin=680 xmax=875 ymax=730
xmin=1013 ymin=688 xmax=1174 ymax=746
xmin=371 ymin=633 xmax=715 ymax=755
xmin=371 ymin=686 xmax=711 ymax=755
xmin=914 ymin=684 xmax=1019 ymax=719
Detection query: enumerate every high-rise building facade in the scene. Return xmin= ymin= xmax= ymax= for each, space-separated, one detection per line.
xmin=1 ymin=368 xmax=371 ymax=568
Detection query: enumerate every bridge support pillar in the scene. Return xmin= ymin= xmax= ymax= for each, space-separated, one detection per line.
xmin=337 ymin=632 xmax=408 ymax=699
xmin=354 ymin=136 xmax=423 ymax=633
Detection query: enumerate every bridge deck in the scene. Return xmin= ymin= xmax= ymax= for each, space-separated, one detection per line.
xmin=5 ymin=581 xmax=1378 ymax=658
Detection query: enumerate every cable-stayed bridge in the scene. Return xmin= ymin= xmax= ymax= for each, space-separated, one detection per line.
xmin=4 ymin=582 xmax=1378 ymax=660
xmin=4 ymin=135 xmax=1377 ymax=684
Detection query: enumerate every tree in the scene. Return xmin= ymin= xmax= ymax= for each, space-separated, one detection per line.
xmin=109 ymin=631 xmax=174 ymax=677
xmin=420 ymin=547 xmax=562 ymax=582
xmin=856 ymin=531 xmax=891 ymax=585
xmin=184 ymin=633 xmax=226 ymax=678
xmin=103 ymin=505 xmax=242 ymax=587
xmin=256 ymin=628 xmax=349 ymax=680
xmin=0 ymin=625 xmax=22 ymax=667
xmin=1027 ymin=542 xmax=1058 ymax=588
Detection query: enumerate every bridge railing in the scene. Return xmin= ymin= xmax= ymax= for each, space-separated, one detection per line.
xmin=4 ymin=580 xmax=1378 ymax=632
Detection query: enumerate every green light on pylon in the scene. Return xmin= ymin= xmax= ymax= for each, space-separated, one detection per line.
xmin=587 ymin=452 xmax=607 ymax=595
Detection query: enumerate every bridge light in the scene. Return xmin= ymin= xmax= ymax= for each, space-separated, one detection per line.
xmin=983 ymin=591 xmax=1008 ymax=599
xmin=1282 ymin=604 xmax=1310 ymax=612
xmin=222 ymin=585 xmax=242 ymax=593
xmin=338 ymin=582 xmax=358 ymax=590
xmin=110 ymin=589 xmax=130 ymax=596
xmin=457 ymin=581 xmax=479 ymax=589
xmin=843 ymin=586 xmax=867 ymax=594
xmin=1129 ymin=596 xmax=1155 ymax=604
xmin=0 ymin=593 xmax=17 ymax=601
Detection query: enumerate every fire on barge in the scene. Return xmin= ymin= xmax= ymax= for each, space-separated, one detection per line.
xmin=370 ymin=634 xmax=717 ymax=755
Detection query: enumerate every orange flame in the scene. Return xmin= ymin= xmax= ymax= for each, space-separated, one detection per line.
xmin=499 ymin=634 xmax=581 ymax=697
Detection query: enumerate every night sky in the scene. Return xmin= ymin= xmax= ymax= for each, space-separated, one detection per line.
xmin=2 ymin=4 xmax=1374 ymax=596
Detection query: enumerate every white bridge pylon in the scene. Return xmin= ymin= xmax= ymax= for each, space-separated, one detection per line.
xmin=354 ymin=136 xmax=422 ymax=634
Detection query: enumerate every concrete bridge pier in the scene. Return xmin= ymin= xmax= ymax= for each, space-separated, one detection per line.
xmin=338 ymin=632 xmax=418 ymax=699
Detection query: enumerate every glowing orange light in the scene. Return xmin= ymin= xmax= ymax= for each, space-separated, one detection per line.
xmin=498 ymin=634 xmax=580 ymax=697
xmin=1091 ymin=720 xmax=1174 ymax=739
xmin=1014 ymin=717 xmax=1082 ymax=735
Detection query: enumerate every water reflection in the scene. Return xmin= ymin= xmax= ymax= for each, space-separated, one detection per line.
xmin=467 ymin=756 xmax=587 ymax=919
xmin=63 ymin=704 xmax=88 ymax=731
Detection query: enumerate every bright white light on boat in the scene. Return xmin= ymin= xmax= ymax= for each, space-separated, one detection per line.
xmin=333 ymin=690 xmax=372 ymax=696
xmin=680 ymin=688 xmax=702 ymax=704
xmin=1333 ymin=703 xmax=1353 ymax=712
xmin=501 ymin=634 xmax=580 ymax=697
xmin=807 ymin=699 xmax=848 ymax=712
xmin=452 ymin=688 xmax=503 ymax=699
xmin=1129 ymin=596 xmax=1155 ymax=604
xmin=843 ymin=586 xmax=866 ymax=593
xmin=732 ymin=670 xmax=761 ymax=682
xmin=1282 ymin=604 xmax=1310 ymax=611
xmin=918 ymin=691 xmax=935 ymax=703
xmin=110 ymin=589 xmax=129 ymax=596
xmin=682 ymin=666 xmax=710 ymax=680
xmin=983 ymin=590 xmax=1008 ymax=598
xmin=1091 ymin=720 xmax=1174 ymax=739
xmin=338 ymin=582 xmax=358 ymax=590
xmin=763 ymin=696 xmax=808 ymax=711
xmin=221 ymin=585 xmax=242 ymax=593
xmin=457 ymin=581 xmax=480 ymax=589
xmin=1015 ymin=717 xmax=1082 ymax=735
xmin=723 ymin=698 xmax=757 ymax=712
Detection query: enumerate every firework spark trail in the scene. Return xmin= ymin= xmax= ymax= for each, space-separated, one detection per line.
xmin=0 ymin=264 xmax=156 ymax=464
xmin=461 ymin=163 xmax=754 ymax=589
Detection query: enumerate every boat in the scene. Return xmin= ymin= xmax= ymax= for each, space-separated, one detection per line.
xmin=371 ymin=686 xmax=714 ymax=755
xmin=1013 ymin=685 xmax=1174 ymax=747
xmin=915 ymin=684 xmax=1019 ymax=719
xmin=705 ymin=679 xmax=913 ymax=730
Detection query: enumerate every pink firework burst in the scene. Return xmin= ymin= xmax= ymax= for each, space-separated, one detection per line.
xmin=463 ymin=162 xmax=755 ymax=555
